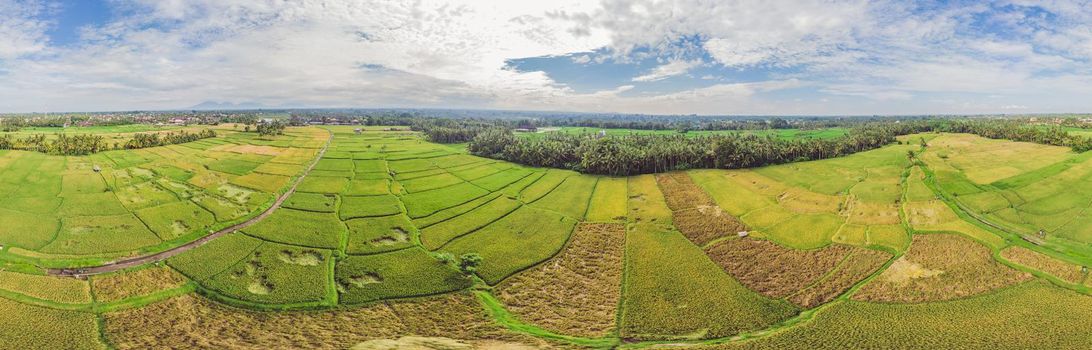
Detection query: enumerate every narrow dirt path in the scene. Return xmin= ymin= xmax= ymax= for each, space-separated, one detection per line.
xmin=48 ymin=129 xmax=333 ymax=277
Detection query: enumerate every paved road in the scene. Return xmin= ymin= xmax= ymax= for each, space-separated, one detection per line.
xmin=48 ymin=130 xmax=333 ymax=277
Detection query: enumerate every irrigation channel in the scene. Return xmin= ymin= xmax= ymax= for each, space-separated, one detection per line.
xmin=47 ymin=130 xmax=334 ymax=277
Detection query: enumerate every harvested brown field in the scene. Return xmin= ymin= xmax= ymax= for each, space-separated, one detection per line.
xmin=104 ymin=293 xmax=551 ymax=350
xmin=673 ymin=206 xmax=749 ymax=246
xmin=92 ymin=266 xmax=191 ymax=303
xmin=1001 ymin=246 xmax=1087 ymax=284
xmin=704 ymin=238 xmax=853 ymax=298
xmin=853 ymin=234 xmax=1031 ymax=303
xmin=495 ymin=223 xmax=625 ymax=338
xmin=655 ymin=172 xmax=715 ymax=210
xmin=657 ymin=172 xmax=746 ymax=245
xmin=789 ymin=249 xmax=891 ymax=308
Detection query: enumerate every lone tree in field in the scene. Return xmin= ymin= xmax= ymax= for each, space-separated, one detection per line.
xmin=457 ymin=253 xmax=483 ymax=277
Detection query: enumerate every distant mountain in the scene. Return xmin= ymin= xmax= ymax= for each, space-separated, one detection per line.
xmin=189 ymin=101 xmax=270 ymax=110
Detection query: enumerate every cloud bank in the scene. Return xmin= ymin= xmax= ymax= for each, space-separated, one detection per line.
xmin=1 ymin=0 xmax=1091 ymax=115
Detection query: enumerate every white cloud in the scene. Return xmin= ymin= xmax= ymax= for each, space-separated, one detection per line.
xmin=632 ymin=59 xmax=700 ymax=82
xmin=3 ymin=0 xmax=1092 ymax=115
xmin=0 ymin=0 xmax=51 ymax=60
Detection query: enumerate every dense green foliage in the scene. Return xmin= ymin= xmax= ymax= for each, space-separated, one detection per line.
xmin=467 ymin=120 xmax=1092 ymax=175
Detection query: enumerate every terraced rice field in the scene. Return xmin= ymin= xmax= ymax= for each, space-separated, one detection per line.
xmin=3 ymin=128 xmax=1092 ymax=349
xmin=920 ymin=134 xmax=1092 ymax=250
xmin=0 ymin=124 xmax=327 ymax=263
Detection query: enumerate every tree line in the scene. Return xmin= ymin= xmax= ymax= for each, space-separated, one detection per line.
xmin=0 ymin=129 xmax=216 ymax=155
xmin=124 ymin=129 xmax=217 ymax=149
xmin=465 ymin=120 xmax=1092 ymax=175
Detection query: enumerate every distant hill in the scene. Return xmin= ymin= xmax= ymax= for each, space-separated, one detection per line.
xmin=189 ymin=101 xmax=270 ymax=110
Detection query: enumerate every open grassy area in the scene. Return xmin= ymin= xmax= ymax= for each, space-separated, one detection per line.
xmin=0 ymin=125 xmax=326 ymax=262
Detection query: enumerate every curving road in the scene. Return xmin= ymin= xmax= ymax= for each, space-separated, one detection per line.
xmin=47 ymin=130 xmax=333 ymax=277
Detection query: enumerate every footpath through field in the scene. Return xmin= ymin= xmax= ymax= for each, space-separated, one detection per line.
xmin=47 ymin=129 xmax=334 ymax=277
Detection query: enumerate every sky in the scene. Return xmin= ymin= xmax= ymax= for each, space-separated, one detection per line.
xmin=2 ymin=0 xmax=1092 ymax=115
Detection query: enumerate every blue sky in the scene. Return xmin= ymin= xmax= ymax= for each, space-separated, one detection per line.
xmin=3 ymin=0 xmax=1092 ymax=115
xmin=43 ymin=0 xmax=112 ymax=46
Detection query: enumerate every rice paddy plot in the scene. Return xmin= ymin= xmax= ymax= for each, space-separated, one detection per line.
xmin=420 ymin=195 xmax=521 ymax=250
xmin=787 ymin=248 xmax=891 ymax=308
xmin=619 ymin=224 xmax=797 ymax=340
xmin=344 ymin=215 xmax=416 ymax=254
xmin=854 ymin=234 xmax=1030 ymax=302
xmin=0 ymin=297 xmax=106 ymax=350
xmin=402 ymin=182 xmax=491 ymax=218
xmin=281 ymin=192 xmax=338 ymax=213
xmin=243 ymin=208 xmax=345 ymax=249
xmin=45 ymin=214 xmax=163 ymax=254
xmin=0 ymin=270 xmax=92 ymax=304
xmin=203 ymin=241 xmax=333 ymax=305
xmin=495 ymin=222 xmax=625 ymax=338
xmin=91 ymin=265 xmax=190 ymax=303
xmin=339 ymin=194 xmax=403 ymax=219
xmin=585 ymin=176 xmax=628 ymax=222
xmin=168 ymin=233 xmax=264 ymax=281
xmin=527 ymin=174 xmax=597 ymax=219
xmin=134 ymin=200 xmax=216 ymax=241
xmin=103 ymin=292 xmax=544 ymax=350
xmin=335 ymin=248 xmax=470 ymax=304
xmin=704 ymin=238 xmax=852 ymax=299
xmin=440 ymin=206 xmax=577 ymax=285
xmin=1000 ymin=246 xmax=1088 ymax=284
xmin=713 ymin=281 xmax=1092 ymax=350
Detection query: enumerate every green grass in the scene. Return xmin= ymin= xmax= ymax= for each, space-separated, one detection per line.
xmin=764 ymin=213 xmax=843 ymax=250
xmin=114 ymin=181 xmax=181 ymax=210
xmin=59 ymin=192 xmax=130 ymax=216
xmin=344 ymin=178 xmax=390 ymax=196
xmin=296 ymin=176 xmax=350 ymax=194
xmin=168 ymin=233 xmax=263 ymax=281
xmin=441 ymin=206 xmax=577 ymax=285
xmin=243 ymin=208 xmax=345 ymax=249
xmin=205 ymin=158 xmax=263 ymax=176
xmin=470 ymin=168 xmax=535 ymax=191
xmin=335 ymin=248 xmax=470 ymax=304
xmin=420 ymin=196 xmax=521 ymax=250
xmin=339 ymin=194 xmax=403 ymax=219
xmin=45 ymin=214 xmax=162 ymax=254
xmin=344 ymin=215 xmax=416 ymax=254
xmin=353 ymin=159 xmax=388 ymax=173
xmin=134 ymin=200 xmax=216 ymax=241
xmin=402 ymin=182 xmax=491 ymax=218
xmin=203 ymin=241 xmax=333 ymax=305
xmin=0 ymin=208 xmax=58 ymax=249
xmin=399 ymin=172 xmax=465 ymax=193
xmin=520 ymin=170 xmax=572 ymax=203
xmin=191 ymin=194 xmax=248 ymax=222
xmin=282 ymin=192 xmax=338 ymax=213
xmin=528 ymin=174 xmax=597 ymax=220
xmin=586 ymin=176 xmax=628 ymax=222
